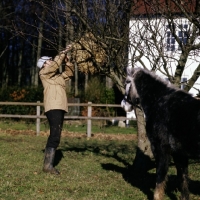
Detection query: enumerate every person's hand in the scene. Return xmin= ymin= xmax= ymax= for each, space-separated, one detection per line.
xmin=65 ymin=45 xmax=72 ymax=52
xmin=61 ymin=45 xmax=72 ymax=54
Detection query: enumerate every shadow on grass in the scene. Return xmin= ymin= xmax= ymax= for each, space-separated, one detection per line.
xmin=55 ymin=149 xmax=64 ymax=167
xmin=61 ymin=138 xmax=200 ymax=199
xmin=102 ymin=163 xmax=155 ymax=199
xmin=102 ymin=159 xmax=200 ymax=199
xmin=101 ymin=157 xmax=200 ymax=199
xmin=101 ymin=162 xmax=199 ymax=200
xmin=41 ymin=149 xmax=64 ymax=167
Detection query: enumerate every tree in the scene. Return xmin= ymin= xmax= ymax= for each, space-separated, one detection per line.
xmin=13 ymin=0 xmax=155 ymax=171
xmin=129 ymin=0 xmax=200 ymax=88
xmin=0 ymin=0 xmax=16 ymax=88
xmin=11 ymin=0 xmax=200 ymax=173
xmin=62 ymin=0 xmax=200 ymax=172
xmin=127 ymin=0 xmax=200 ymax=171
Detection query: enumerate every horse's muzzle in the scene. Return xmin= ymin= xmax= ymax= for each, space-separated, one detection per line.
xmin=121 ymin=99 xmax=133 ymax=112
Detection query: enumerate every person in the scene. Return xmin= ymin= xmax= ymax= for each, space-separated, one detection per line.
xmin=37 ymin=45 xmax=74 ymax=175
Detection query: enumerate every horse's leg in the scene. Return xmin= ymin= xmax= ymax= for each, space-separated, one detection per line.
xmin=172 ymin=153 xmax=189 ymax=200
xmin=154 ymin=145 xmax=171 ymax=200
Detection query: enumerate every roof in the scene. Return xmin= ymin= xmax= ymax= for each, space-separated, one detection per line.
xmin=131 ymin=0 xmax=196 ymax=16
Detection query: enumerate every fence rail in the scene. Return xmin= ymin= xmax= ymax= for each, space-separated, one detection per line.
xmin=0 ymin=101 xmax=136 ymax=137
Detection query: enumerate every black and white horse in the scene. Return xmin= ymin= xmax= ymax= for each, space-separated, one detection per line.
xmin=121 ymin=67 xmax=200 ymax=200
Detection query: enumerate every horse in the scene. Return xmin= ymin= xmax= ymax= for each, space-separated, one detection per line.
xmin=121 ymin=67 xmax=200 ymax=200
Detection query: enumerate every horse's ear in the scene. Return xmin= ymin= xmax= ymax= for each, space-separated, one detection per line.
xmin=126 ymin=67 xmax=137 ymax=76
xmin=126 ymin=67 xmax=133 ymax=76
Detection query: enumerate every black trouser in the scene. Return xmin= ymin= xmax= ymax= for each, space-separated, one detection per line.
xmin=45 ymin=109 xmax=65 ymax=149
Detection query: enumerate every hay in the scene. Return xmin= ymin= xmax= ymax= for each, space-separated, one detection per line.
xmin=70 ymin=32 xmax=107 ymax=74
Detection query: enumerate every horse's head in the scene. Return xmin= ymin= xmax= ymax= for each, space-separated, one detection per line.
xmin=121 ymin=67 xmax=140 ymax=112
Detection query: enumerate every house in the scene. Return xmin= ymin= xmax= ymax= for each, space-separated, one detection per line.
xmin=128 ymin=0 xmax=200 ymax=96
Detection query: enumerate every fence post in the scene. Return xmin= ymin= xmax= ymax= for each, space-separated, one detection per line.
xmin=36 ymin=101 xmax=40 ymax=136
xmin=87 ymin=102 xmax=92 ymax=138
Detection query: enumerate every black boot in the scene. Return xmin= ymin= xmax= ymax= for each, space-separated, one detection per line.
xmin=43 ymin=147 xmax=60 ymax=175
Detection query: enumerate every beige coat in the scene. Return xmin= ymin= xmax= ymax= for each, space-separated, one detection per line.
xmin=39 ymin=53 xmax=71 ymax=113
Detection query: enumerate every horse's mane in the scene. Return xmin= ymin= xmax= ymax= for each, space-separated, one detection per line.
xmin=133 ymin=68 xmax=178 ymax=97
xmin=136 ymin=68 xmax=168 ymax=84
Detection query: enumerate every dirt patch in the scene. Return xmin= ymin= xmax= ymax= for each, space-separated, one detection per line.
xmin=0 ymin=129 xmax=137 ymax=141
xmin=63 ymin=132 xmax=137 ymax=141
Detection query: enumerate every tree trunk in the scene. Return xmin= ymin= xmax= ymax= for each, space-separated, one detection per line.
xmin=58 ymin=25 xmax=63 ymax=73
xmin=85 ymin=74 xmax=88 ymax=92
xmin=111 ymin=72 xmax=154 ymax=173
xmin=35 ymin=10 xmax=46 ymax=87
xmin=82 ymin=0 xmax=88 ymax=95
xmin=131 ymin=107 xmax=155 ymax=173
xmin=65 ymin=0 xmax=74 ymax=93
xmin=2 ymin=62 xmax=7 ymax=88
xmin=17 ymin=45 xmax=23 ymax=86
xmin=31 ymin=40 xmax=36 ymax=85
xmin=75 ymin=62 xmax=78 ymax=96
xmin=106 ymin=76 xmax=113 ymax=88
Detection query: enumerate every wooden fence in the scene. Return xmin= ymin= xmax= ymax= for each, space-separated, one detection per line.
xmin=0 ymin=101 xmax=136 ymax=137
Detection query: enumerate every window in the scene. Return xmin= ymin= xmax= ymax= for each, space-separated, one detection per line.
xmin=166 ymin=25 xmax=176 ymax=52
xmin=181 ymin=77 xmax=187 ymax=90
xmin=166 ymin=31 xmax=175 ymax=51
xmin=166 ymin=24 xmax=188 ymax=52
xmin=178 ymin=24 xmax=188 ymax=50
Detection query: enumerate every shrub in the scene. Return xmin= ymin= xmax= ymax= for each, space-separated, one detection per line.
xmin=0 ymin=86 xmax=43 ymax=115
xmin=81 ymin=77 xmax=116 ymax=117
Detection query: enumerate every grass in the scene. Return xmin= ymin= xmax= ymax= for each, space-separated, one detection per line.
xmin=0 ymin=134 xmax=138 ymax=200
xmin=0 ymin=121 xmax=200 ymax=199
xmin=0 ymin=119 xmax=138 ymax=135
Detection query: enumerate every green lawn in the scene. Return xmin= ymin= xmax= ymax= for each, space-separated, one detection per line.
xmin=0 ymin=122 xmax=200 ymax=199
xmin=0 ymin=119 xmax=138 ymax=135
xmin=0 ymin=133 xmax=138 ymax=200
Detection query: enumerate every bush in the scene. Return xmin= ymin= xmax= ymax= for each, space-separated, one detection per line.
xmin=81 ymin=77 xmax=116 ymax=117
xmin=0 ymin=86 xmax=43 ymax=115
